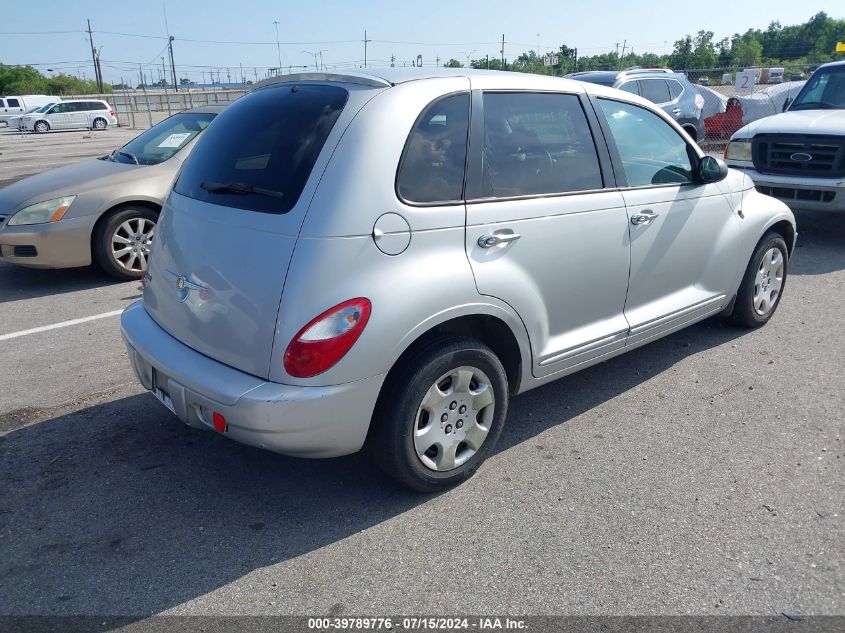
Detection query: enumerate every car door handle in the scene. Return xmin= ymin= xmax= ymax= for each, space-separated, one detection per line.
xmin=478 ymin=232 xmax=521 ymax=248
xmin=672 ymin=108 xmax=682 ymax=115
xmin=630 ymin=210 xmax=659 ymax=226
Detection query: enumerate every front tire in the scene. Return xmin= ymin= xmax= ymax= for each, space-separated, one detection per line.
xmin=34 ymin=121 xmax=49 ymax=133
xmin=93 ymin=207 xmax=157 ymax=281
xmin=728 ymin=231 xmax=788 ymax=328
xmin=369 ymin=337 xmax=509 ymax=492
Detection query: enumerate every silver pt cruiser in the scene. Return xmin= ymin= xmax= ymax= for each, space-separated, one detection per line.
xmin=121 ymin=68 xmax=796 ymax=491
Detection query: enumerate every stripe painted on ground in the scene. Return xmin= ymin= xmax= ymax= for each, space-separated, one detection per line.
xmin=0 ymin=309 xmax=123 ymax=341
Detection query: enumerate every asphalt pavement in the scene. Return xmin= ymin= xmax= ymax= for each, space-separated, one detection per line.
xmin=0 ymin=176 xmax=842 ymax=617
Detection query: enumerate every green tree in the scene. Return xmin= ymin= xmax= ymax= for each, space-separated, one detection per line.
xmin=0 ymin=64 xmax=48 ymax=94
xmin=443 ymin=59 xmax=463 ymax=68
xmin=731 ymin=37 xmax=763 ymax=67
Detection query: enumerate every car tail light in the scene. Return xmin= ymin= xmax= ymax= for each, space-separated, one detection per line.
xmin=694 ymin=93 xmax=705 ymax=110
xmin=110 ymin=110 xmax=116 ymax=117
xmin=283 ymin=298 xmax=371 ymax=378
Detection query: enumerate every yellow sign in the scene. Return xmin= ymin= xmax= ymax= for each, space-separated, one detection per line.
xmin=837 ymin=41 xmax=845 ymax=52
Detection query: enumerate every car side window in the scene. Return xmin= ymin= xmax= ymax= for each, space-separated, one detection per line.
xmin=50 ymin=104 xmax=68 ymax=114
xmin=618 ymin=82 xmax=639 ymax=96
xmin=598 ymin=99 xmax=693 ymax=187
xmin=396 ymin=93 xmax=469 ymax=204
xmin=94 ymin=102 xmax=108 ymax=110
xmin=639 ymin=79 xmax=671 ymax=104
xmin=667 ymin=79 xmax=683 ymax=101
xmin=481 ymin=92 xmax=603 ymax=197
xmin=7 ymin=98 xmax=20 ymax=108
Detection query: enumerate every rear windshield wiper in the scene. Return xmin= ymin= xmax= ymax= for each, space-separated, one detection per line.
xmin=200 ymin=181 xmax=285 ymax=199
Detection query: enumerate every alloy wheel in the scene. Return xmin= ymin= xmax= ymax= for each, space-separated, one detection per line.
xmin=753 ymin=247 xmax=784 ymax=316
xmin=111 ymin=217 xmax=155 ymax=273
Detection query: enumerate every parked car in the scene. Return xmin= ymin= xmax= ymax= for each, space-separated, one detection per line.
xmin=19 ymin=99 xmax=117 ymax=133
xmin=0 ymin=95 xmax=61 ymax=125
xmin=768 ymin=67 xmax=785 ymax=84
xmin=698 ymin=76 xmax=710 ymax=86
xmin=0 ymin=106 xmax=223 ymax=279
xmin=725 ymin=60 xmax=845 ymax=212
xmin=6 ymin=103 xmax=56 ymax=130
xmin=568 ymin=68 xmax=706 ymax=141
xmin=121 ymin=68 xmax=795 ymax=491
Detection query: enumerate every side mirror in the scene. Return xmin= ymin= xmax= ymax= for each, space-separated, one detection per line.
xmin=782 ymin=96 xmax=792 ymax=112
xmin=698 ymin=155 xmax=728 ymax=183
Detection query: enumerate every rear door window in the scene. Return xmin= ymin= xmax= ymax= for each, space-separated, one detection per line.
xmin=6 ymin=98 xmax=20 ymax=108
xmin=639 ymin=79 xmax=672 ymax=104
xmin=667 ymin=79 xmax=683 ymax=100
xmin=174 ymin=83 xmax=347 ymax=214
xmin=396 ymin=93 xmax=469 ymax=204
xmin=618 ymin=81 xmax=639 ymax=96
xmin=481 ymin=92 xmax=603 ymax=197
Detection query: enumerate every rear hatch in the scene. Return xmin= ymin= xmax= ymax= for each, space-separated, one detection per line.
xmin=142 ymin=81 xmax=365 ymax=379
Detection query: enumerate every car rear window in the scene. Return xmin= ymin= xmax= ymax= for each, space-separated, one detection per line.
xmin=174 ymin=84 xmax=348 ymax=214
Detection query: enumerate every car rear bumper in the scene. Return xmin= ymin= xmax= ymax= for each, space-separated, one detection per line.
xmin=0 ymin=215 xmax=95 ymax=268
xmin=727 ymin=165 xmax=845 ymax=212
xmin=120 ymin=301 xmax=385 ymax=458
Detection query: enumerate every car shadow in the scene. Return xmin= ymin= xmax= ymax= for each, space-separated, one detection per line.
xmin=0 ymin=317 xmax=747 ymax=617
xmin=789 ymin=210 xmax=845 ymax=276
xmin=0 ymin=262 xmax=128 ymax=303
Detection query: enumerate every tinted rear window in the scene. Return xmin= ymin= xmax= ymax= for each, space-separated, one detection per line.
xmin=174 ymin=84 xmax=347 ymax=214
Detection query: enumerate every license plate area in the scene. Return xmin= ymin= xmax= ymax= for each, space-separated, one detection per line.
xmin=152 ymin=369 xmax=176 ymax=415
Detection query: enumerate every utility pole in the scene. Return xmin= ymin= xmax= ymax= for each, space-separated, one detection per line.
xmin=168 ymin=36 xmax=178 ymax=91
xmin=161 ymin=57 xmax=167 ymax=87
xmin=240 ymin=62 xmax=244 ymax=86
xmin=86 ymin=19 xmax=103 ymax=92
xmin=390 ymin=54 xmax=395 ymax=67
xmin=436 ymin=55 xmax=440 ymax=67
xmin=501 ymin=34 xmax=506 ymax=69
xmin=95 ymin=47 xmax=104 ymax=93
xmin=226 ymin=68 xmax=231 ymax=84
xmin=621 ymin=39 xmax=627 ymax=64
xmin=363 ymin=29 xmax=372 ymax=68
xmin=273 ymin=20 xmax=282 ymax=70
xmin=573 ymin=48 xmax=578 ymax=73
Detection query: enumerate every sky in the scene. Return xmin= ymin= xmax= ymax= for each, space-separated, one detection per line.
xmin=1 ymin=1 xmax=843 ymax=84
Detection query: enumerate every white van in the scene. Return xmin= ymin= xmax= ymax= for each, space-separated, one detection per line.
xmin=20 ymin=99 xmax=117 ymax=133
xmin=0 ymin=95 xmax=61 ymax=125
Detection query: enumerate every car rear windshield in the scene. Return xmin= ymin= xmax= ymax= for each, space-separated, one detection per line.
xmin=174 ymin=84 xmax=348 ymax=214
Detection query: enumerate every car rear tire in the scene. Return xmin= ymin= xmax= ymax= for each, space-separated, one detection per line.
xmin=92 ymin=118 xmax=107 ymax=130
xmin=727 ymin=231 xmax=788 ymax=328
xmin=369 ymin=336 xmax=509 ymax=492
xmin=34 ymin=121 xmax=49 ymax=133
xmin=93 ymin=207 xmax=157 ymax=281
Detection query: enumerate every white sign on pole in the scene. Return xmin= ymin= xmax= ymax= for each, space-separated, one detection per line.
xmin=543 ymin=54 xmax=559 ymax=67
xmin=735 ymin=69 xmax=756 ymax=95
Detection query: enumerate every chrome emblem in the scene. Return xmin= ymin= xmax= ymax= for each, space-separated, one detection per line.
xmin=167 ymin=270 xmax=206 ymax=303
xmin=790 ymin=152 xmax=813 ymax=162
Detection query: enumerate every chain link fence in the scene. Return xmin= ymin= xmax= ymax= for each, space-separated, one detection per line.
xmin=683 ymin=67 xmax=808 ymax=156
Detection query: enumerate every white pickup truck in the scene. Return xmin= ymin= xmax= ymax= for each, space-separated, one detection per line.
xmin=725 ymin=60 xmax=845 ymax=213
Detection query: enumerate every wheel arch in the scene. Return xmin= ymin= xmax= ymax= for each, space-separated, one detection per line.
xmin=89 ymin=200 xmax=162 ymax=255
xmin=385 ymin=311 xmax=527 ymax=397
xmin=766 ymin=219 xmax=796 ymax=257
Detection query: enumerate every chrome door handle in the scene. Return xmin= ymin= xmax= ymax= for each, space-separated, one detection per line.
xmin=478 ymin=232 xmax=521 ymax=248
xmin=672 ymin=108 xmax=682 ymax=115
xmin=630 ymin=210 xmax=659 ymax=226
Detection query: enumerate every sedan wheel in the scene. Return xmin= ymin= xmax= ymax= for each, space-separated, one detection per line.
xmin=93 ymin=207 xmax=159 ymax=281
xmin=34 ymin=121 xmax=49 ymax=133
xmin=111 ymin=217 xmax=154 ymax=274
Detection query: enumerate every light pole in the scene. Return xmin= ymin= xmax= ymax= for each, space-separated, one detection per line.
xmin=301 ymin=50 xmax=325 ymax=72
xmin=460 ymin=50 xmax=477 ymax=68
xmin=273 ymin=21 xmax=282 ymax=73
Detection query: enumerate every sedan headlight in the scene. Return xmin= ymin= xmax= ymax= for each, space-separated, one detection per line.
xmin=725 ymin=140 xmax=753 ymax=162
xmin=8 ymin=196 xmax=76 ymax=226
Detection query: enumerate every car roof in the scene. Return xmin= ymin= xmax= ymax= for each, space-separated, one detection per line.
xmin=816 ymin=60 xmax=845 ymax=71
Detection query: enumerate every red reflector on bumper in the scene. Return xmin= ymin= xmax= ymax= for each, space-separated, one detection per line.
xmin=212 ymin=412 xmax=227 ymax=433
